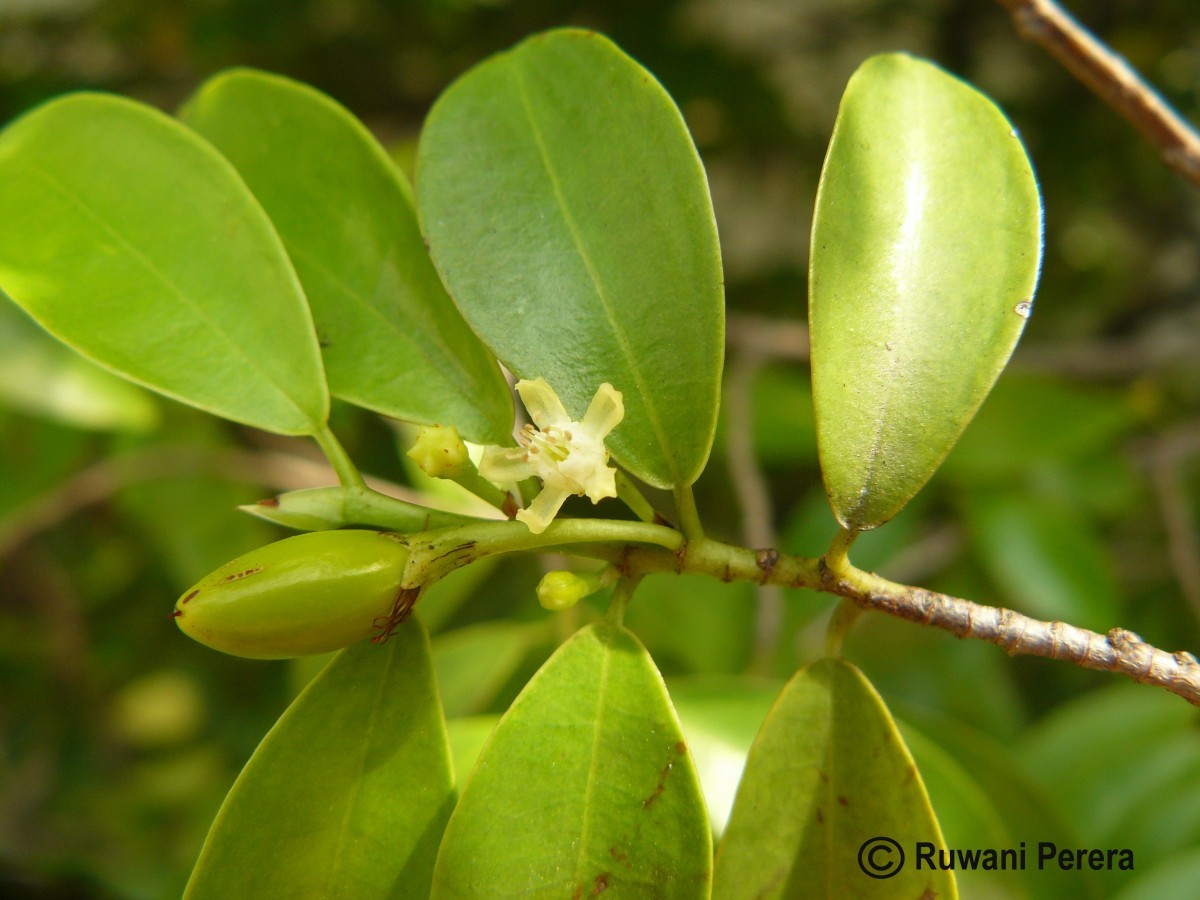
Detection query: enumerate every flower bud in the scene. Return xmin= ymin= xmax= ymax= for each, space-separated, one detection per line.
xmin=239 ymin=486 xmax=348 ymax=532
xmin=406 ymin=424 xmax=471 ymax=478
xmin=239 ymin=486 xmax=471 ymax=533
xmin=171 ymin=530 xmax=410 ymax=660
xmin=536 ymin=570 xmax=593 ymax=611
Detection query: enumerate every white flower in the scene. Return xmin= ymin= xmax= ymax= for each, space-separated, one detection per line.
xmin=479 ymin=378 xmax=624 ymax=534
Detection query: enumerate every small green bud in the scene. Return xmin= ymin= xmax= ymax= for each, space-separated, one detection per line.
xmin=407 ymin=425 xmax=471 ymax=478
xmin=536 ymin=570 xmax=593 ymax=611
xmin=171 ymin=530 xmax=411 ymax=660
xmin=238 ymin=486 xmax=349 ymax=531
xmin=240 ymin=485 xmax=473 ymax=533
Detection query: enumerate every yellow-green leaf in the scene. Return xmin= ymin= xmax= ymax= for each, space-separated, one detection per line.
xmin=431 ymin=622 xmax=711 ymax=898
xmin=810 ymin=54 xmax=1042 ymax=529
xmin=185 ymin=620 xmax=454 ymax=899
xmin=713 ymin=658 xmax=957 ymax=899
xmin=0 ymin=94 xmax=329 ymax=434
xmin=181 ymin=70 xmax=513 ymax=443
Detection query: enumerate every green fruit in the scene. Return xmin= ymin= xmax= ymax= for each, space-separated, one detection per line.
xmin=172 ymin=530 xmax=411 ymax=659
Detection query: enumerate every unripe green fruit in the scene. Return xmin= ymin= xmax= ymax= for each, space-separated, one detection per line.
xmin=172 ymin=530 xmax=410 ymax=660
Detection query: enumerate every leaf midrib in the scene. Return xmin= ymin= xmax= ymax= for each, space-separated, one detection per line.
xmin=511 ymin=59 xmax=679 ymax=484
xmin=324 ymin=643 xmax=397 ymax=894
xmin=23 ymin=160 xmax=320 ymax=430
xmin=845 ymin=77 xmax=928 ymax=524
xmin=571 ymin=629 xmax=613 ymax=888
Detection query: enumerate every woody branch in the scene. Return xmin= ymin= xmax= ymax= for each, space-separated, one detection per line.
xmin=994 ymin=0 xmax=1200 ymax=189
xmin=579 ymin=536 xmax=1200 ymax=707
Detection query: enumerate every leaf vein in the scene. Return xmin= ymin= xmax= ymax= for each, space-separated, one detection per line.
xmin=511 ymin=61 xmax=679 ymax=481
xmin=23 ymin=161 xmax=321 ymax=429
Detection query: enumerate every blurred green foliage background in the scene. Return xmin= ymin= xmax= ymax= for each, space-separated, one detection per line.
xmin=3 ymin=0 xmax=1200 ymax=897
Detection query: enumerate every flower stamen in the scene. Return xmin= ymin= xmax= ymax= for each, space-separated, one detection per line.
xmin=478 ymin=378 xmax=625 ymax=534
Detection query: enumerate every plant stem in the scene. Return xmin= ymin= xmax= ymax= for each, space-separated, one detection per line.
xmin=374 ymin=505 xmax=1200 ymax=706
xmin=673 ymin=483 xmax=705 ymax=540
xmin=402 ymin=518 xmax=685 ymax=588
xmin=446 ymin=469 xmax=513 ymax=514
xmin=825 ymin=599 xmax=864 ymax=657
xmin=824 ymin=526 xmax=859 ymax=575
xmin=616 ymin=471 xmax=658 ymax=524
xmin=606 ymin=575 xmax=642 ymax=627
xmin=313 ymin=426 xmax=365 ymax=489
xmin=995 ymin=0 xmax=1200 ymax=189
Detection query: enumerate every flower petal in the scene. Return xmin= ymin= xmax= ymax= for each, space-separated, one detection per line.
xmin=516 ymin=377 xmax=569 ymax=428
xmin=581 ymin=383 xmax=624 ymax=438
xmin=582 ymin=464 xmax=617 ymax=504
xmin=515 ymin=486 xmax=570 ymax=534
xmin=478 ymin=445 xmax=536 ymax=484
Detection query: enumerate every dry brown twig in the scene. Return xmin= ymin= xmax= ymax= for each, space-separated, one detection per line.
xmin=831 ymin=570 xmax=1200 ymax=707
xmin=995 ymin=0 xmax=1200 ymax=188
xmin=595 ymin=539 xmax=1200 ymax=706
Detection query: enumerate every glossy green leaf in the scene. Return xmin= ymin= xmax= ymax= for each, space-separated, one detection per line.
xmin=417 ymin=29 xmax=724 ymax=488
xmin=181 ymin=70 xmax=512 ymax=443
xmin=186 ymin=619 xmax=454 ymax=899
xmin=810 ymin=54 xmax=1042 ymax=529
xmin=713 ymin=657 xmax=957 ymax=899
xmin=0 ymin=94 xmax=329 ymax=435
xmin=431 ymin=622 xmax=712 ymax=897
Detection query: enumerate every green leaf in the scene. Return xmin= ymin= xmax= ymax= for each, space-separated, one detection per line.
xmin=181 ymin=70 xmax=512 ymax=443
xmin=431 ymin=622 xmax=712 ymax=898
xmin=417 ymin=29 xmax=724 ymax=488
xmin=713 ymin=657 xmax=957 ymax=899
xmin=810 ymin=54 xmax=1042 ymax=529
xmin=445 ymin=714 xmax=499 ymax=786
xmin=899 ymin=708 xmax=1098 ymax=900
xmin=897 ymin=724 xmax=1028 ymax=899
xmin=0 ymin=93 xmax=329 ymax=435
xmin=185 ymin=619 xmax=455 ymax=899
